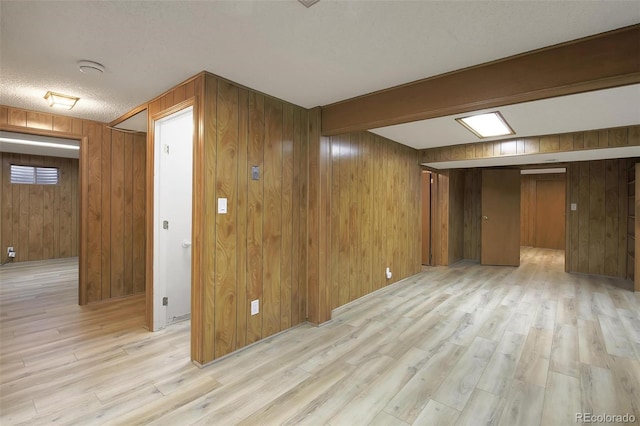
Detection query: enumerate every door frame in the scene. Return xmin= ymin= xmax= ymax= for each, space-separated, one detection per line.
xmin=481 ymin=169 xmax=521 ymax=266
xmin=146 ymin=98 xmax=201 ymax=331
xmin=0 ymin=125 xmax=87 ymax=303
xmin=421 ymin=170 xmax=432 ymax=265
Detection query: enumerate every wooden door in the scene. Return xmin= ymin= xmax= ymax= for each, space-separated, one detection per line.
xmin=481 ymin=169 xmax=521 ymax=266
xmin=535 ymin=180 xmax=565 ymax=249
xmin=421 ymin=171 xmax=431 ymax=265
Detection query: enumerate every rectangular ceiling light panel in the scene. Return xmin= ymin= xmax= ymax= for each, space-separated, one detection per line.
xmin=44 ymin=91 xmax=79 ymax=110
xmin=456 ymin=111 xmax=515 ymax=138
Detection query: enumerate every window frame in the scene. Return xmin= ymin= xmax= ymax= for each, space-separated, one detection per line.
xmin=9 ymin=164 xmax=59 ymax=185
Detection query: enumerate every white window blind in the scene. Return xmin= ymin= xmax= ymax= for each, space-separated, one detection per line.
xmin=35 ymin=167 xmax=59 ymax=184
xmin=10 ymin=165 xmax=59 ymax=184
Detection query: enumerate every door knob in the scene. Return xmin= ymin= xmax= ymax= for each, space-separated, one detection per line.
xmin=182 ymin=240 xmax=192 ymax=248
xmin=482 ymin=215 xmax=488 ymax=220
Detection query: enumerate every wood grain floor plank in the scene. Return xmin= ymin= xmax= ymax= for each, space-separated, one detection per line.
xmin=557 ymin=297 xmax=578 ymax=326
xmin=550 ymin=323 xmax=580 ymax=378
xmin=2 ymin=249 xmax=638 ymax=425
xmin=384 ymin=342 xmax=467 ymax=423
xmin=578 ymin=318 xmax=612 ymax=368
xmin=580 ymin=363 xmax=636 ymax=421
xmin=513 ymin=327 xmax=553 ymax=387
xmin=328 ymin=347 xmax=427 ymax=425
xmin=533 ymin=299 xmax=557 ymax=330
xmin=477 ymin=351 xmax=520 ymax=396
xmin=608 ymin=355 xmax=640 ymax=417
xmin=456 ymin=388 xmax=505 ymax=426
xmin=235 ymin=360 xmax=357 ymax=425
xmin=497 ymin=380 xmax=545 ymax=426
xmin=413 ymin=399 xmax=460 ymax=426
xmin=598 ymin=313 xmax=637 ymax=359
xmin=432 ymin=337 xmax=497 ymax=411
xmin=370 ymin=410 xmax=411 ymax=426
xmin=283 ymin=354 xmax=395 ymax=425
xmin=541 ymin=371 xmax=582 ymax=426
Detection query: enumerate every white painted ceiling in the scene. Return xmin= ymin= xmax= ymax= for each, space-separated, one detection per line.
xmin=1 ymin=0 xmax=639 ymax=145
xmin=371 ymin=85 xmax=640 ymax=150
xmin=0 ymin=131 xmax=80 ymax=159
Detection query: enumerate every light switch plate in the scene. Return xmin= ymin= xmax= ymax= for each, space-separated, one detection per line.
xmin=570 ymin=203 xmax=577 ymax=211
xmin=251 ymin=299 xmax=259 ymax=315
xmin=218 ymin=198 xmax=227 ymax=214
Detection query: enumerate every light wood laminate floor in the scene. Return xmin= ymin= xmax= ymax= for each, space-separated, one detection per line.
xmin=1 ymin=248 xmax=639 ymax=425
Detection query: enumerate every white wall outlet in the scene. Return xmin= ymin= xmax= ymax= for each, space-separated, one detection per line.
xmin=386 ymin=267 xmax=392 ymax=280
xmin=570 ymin=203 xmax=577 ymax=211
xmin=251 ymin=299 xmax=259 ymax=316
xmin=7 ymin=246 xmax=14 ymax=255
xmin=218 ymin=198 xmax=227 ymax=214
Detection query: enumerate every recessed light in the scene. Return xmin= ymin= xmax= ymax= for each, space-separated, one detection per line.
xmin=456 ymin=111 xmax=515 ymax=139
xmin=44 ymin=91 xmax=80 ymax=110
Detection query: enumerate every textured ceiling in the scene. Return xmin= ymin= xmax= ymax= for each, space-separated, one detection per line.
xmin=1 ymin=0 xmax=639 ymax=129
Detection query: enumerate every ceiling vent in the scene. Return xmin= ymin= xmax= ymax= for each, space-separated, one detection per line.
xmin=298 ymin=0 xmax=320 ymax=8
xmin=78 ymin=60 xmax=105 ymax=75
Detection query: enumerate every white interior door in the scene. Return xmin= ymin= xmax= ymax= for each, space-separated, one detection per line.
xmin=153 ymin=106 xmax=193 ymax=330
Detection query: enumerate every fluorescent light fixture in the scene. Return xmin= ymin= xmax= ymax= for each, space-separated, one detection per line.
xmin=456 ymin=111 xmax=515 ymax=139
xmin=44 ymin=91 xmax=79 ymax=110
xmin=521 ymin=168 xmax=566 ymax=174
xmin=0 ymin=137 xmax=79 ymax=150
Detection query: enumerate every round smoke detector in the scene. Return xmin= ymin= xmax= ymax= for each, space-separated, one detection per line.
xmin=78 ymin=60 xmax=105 ymax=75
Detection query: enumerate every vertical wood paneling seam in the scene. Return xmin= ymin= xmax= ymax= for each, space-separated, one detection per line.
xmin=214 ymin=80 xmax=220 ymax=355
xmin=260 ymin=96 xmax=266 ymax=333
xmin=281 ymin=105 xmax=284 ymax=331
xmin=238 ymin=94 xmax=243 ymax=349
xmin=236 ymin=92 xmax=241 ymax=349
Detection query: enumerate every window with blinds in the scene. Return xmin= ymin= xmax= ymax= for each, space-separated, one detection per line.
xmin=10 ymin=165 xmax=59 ymax=185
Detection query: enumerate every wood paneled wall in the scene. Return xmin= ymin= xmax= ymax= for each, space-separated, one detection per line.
xmin=325 ymin=131 xmax=421 ymax=312
xmin=307 ymin=108 xmax=330 ymax=325
xmin=420 ymin=125 xmax=640 ymax=165
xmin=83 ymin=126 xmax=147 ymax=302
xmin=97 ymin=130 xmax=146 ymax=300
xmin=566 ymin=159 xmax=633 ymax=278
xmin=448 ymin=170 xmax=465 ymax=264
xmin=430 ymin=171 xmax=449 ymax=266
xmin=0 ymin=153 xmax=78 ymax=262
xmin=0 ymin=106 xmax=146 ymax=303
xmin=521 ymin=173 xmax=565 ymax=248
xmin=635 ymin=163 xmax=639 ymax=292
xmin=191 ymin=74 xmax=309 ymax=364
xmin=430 ymin=169 xmax=465 ymax=266
xmin=628 ymin=163 xmax=636 ymax=283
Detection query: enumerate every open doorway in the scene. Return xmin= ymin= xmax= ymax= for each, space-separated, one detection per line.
xmin=520 ymin=168 xmax=567 ymax=264
xmin=0 ymin=130 xmax=81 ymax=267
xmin=421 ymin=170 xmax=431 ymax=266
xmin=148 ymin=104 xmax=194 ymax=331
